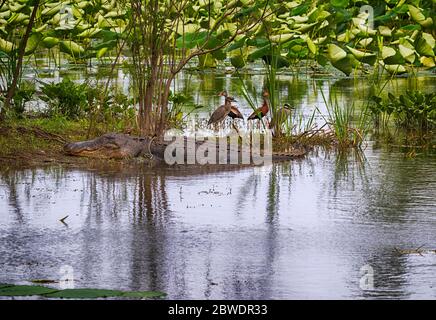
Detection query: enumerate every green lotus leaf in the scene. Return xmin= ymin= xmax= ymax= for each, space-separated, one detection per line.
xmin=42 ymin=36 xmax=59 ymax=49
xmin=44 ymin=289 xmax=124 ymax=299
xmin=399 ymin=44 xmax=415 ymax=63
xmin=41 ymin=3 xmax=62 ymax=17
xmin=0 ymin=37 xmax=14 ymax=53
xmin=306 ymin=36 xmax=317 ymax=54
xmin=176 ymin=31 xmax=208 ymax=49
xmin=96 ymin=47 xmax=108 ymax=59
xmin=59 ymin=40 xmax=85 ymax=57
xmin=247 ymin=44 xmax=271 ymax=61
xmin=226 ymin=36 xmax=246 ymax=52
xmin=330 ymin=0 xmax=349 ymax=8
xmin=332 ymin=54 xmax=359 ymax=76
xmin=198 ymin=53 xmax=216 ymax=68
xmin=383 ymin=63 xmax=407 ymax=74
xmin=0 ymin=285 xmax=58 ymax=296
xmin=327 ymin=44 xmax=347 ymax=63
xmin=378 ymin=26 xmax=392 ymax=37
xmin=25 ymin=32 xmax=42 ymax=55
xmin=121 ymin=291 xmax=167 ymax=299
xmin=416 ymin=37 xmax=435 ymax=57
xmin=420 ymin=56 xmax=435 ymax=67
xmin=408 ymin=5 xmax=433 ymax=28
xmin=346 ymin=46 xmax=376 ymax=65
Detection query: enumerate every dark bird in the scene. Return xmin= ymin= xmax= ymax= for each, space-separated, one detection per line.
xmin=270 ymin=103 xmax=295 ymax=130
xmin=208 ymin=91 xmax=236 ymax=127
xmin=228 ymin=104 xmax=244 ymax=120
xmin=216 ymin=91 xmax=244 ymax=120
xmin=247 ymin=90 xmax=270 ymax=121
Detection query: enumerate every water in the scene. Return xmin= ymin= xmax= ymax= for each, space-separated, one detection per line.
xmin=2 ymin=68 xmax=436 ymax=299
xmin=1 ymin=144 xmax=435 ymax=299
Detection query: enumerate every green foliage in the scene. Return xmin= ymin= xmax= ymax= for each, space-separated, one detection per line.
xmin=370 ymin=90 xmax=436 ymax=131
xmin=40 ymin=78 xmax=89 ymax=119
xmin=12 ymin=80 xmax=36 ymax=116
xmin=320 ymin=88 xmax=369 ymax=147
xmin=0 ymin=284 xmax=167 ymax=299
xmin=0 ymin=285 xmax=58 ymax=296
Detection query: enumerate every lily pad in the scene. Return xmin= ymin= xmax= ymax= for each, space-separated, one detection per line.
xmin=44 ymin=289 xmax=124 ymax=299
xmin=121 ymin=291 xmax=167 ymax=298
xmin=0 ymin=285 xmax=59 ymax=296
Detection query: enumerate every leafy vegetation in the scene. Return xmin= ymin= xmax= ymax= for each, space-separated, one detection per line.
xmin=0 ymin=284 xmax=167 ymax=299
xmin=0 ymin=0 xmax=434 ymax=143
xmin=370 ymin=90 xmax=436 ymax=131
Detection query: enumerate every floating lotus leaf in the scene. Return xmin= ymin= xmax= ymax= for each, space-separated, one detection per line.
xmin=0 ymin=285 xmax=58 ymax=296
xmin=408 ymin=5 xmax=433 ymax=28
xmin=35 ymin=23 xmax=48 ymax=33
xmin=96 ymin=47 xmax=108 ymax=59
xmin=44 ymin=289 xmax=123 ymax=299
xmin=346 ymin=46 xmax=376 ymax=65
xmin=269 ymin=33 xmax=293 ymax=44
xmin=248 ymin=44 xmax=271 ymax=61
xmin=382 ymin=47 xmax=405 ymax=65
xmin=383 ymin=63 xmax=407 ymax=74
xmin=7 ymin=12 xmax=28 ymax=24
xmin=42 ymin=36 xmax=59 ymax=49
xmin=382 ymin=46 xmax=396 ymax=59
xmin=226 ymin=36 xmax=246 ymax=52
xmin=41 ymin=3 xmax=62 ymax=17
xmin=399 ymin=44 xmax=415 ymax=63
xmin=378 ymin=26 xmax=392 ymax=37
xmin=358 ymin=38 xmax=373 ymax=47
xmin=0 ymin=10 xmax=11 ymax=19
xmin=59 ymin=40 xmax=85 ymax=57
xmin=121 ymin=291 xmax=167 ymax=298
xmin=330 ymin=0 xmax=349 ymax=8
xmin=420 ymin=56 xmax=435 ymax=67
xmin=25 ymin=32 xmax=42 ymax=55
xmin=198 ymin=53 xmax=216 ymax=68
xmin=8 ymin=3 xmax=26 ymax=13
xmin=331 ymin=54 xmax=358 ymax=76
xmin=230 ymin=55 xmax=245 ymax=68
xmin=337 ymin=30 xmax=355 ymax=42
xmin=416 ymin=37 xmax=435 ymax=57
xmin=327 ymin=44 xmax=347 ymax=63
xmin=0 ymin=37 xmax=14 ymax=53
xmin=306 ymin=36 xmax=317 ymax=54
xmin=313 ymin=36 xmax=327 ymax=45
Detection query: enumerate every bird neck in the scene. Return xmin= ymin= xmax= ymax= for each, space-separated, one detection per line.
xmin=224 ymin=98 xmax=233 ymax=109
xmin=262 ymin=97 xmax=270 ymax=111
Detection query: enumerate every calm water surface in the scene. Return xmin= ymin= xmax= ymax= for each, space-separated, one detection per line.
xmin=1 ymin=145 xmax=435 ymax=299
xmin=1 ymin=72 xmax=436 ymax=299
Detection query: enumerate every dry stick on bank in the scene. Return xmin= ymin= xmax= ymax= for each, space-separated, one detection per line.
xmin=1 ymin=0 xmax=40 ymax=119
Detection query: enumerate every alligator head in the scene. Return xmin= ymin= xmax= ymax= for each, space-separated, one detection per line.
xmin=64 ymin=133 xmax=147 ymax=159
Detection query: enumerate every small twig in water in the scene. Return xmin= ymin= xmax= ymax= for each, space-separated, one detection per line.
xmin=59 ymin=215 xmax=69 ymax=224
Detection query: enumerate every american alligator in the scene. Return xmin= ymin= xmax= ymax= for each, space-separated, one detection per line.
xmin=64 ymin=133 xmax=307 ymax=164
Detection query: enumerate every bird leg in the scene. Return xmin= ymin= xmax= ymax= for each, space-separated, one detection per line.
xmin=232 ymin=121 xmax=241 ymax=137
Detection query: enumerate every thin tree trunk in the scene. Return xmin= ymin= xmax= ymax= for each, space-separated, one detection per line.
xmin=1 ymin=1 xmax=40 ymax=119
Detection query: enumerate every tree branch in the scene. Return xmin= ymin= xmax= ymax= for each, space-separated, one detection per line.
xmin=2 ymin=0 xmax=40 ymax=115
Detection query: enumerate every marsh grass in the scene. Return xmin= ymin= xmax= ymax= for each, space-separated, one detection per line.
xmin=319 ymin=89 xmax=370 ymax=148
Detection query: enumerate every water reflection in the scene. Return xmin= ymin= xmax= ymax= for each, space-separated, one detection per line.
xmin=1 ymin=145 xmax=435 ymax=299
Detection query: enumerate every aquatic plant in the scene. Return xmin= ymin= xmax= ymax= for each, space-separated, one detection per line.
xmin=40 ymin=78 xmax=89 ymax=119
xmin=0 ymin=283 xmax=166 ymax=299
xmin=320 ymin=88 xmax=370 ymax=148
xmin=370 ymin=90 xmax=436 ymax=132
